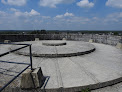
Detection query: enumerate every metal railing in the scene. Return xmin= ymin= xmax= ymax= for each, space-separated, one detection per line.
xmin=0 ymin=43 xmax=33 ymax=92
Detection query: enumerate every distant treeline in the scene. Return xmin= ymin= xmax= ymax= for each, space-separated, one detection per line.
xmin=0 ymin=30 xmax=122 ymax=36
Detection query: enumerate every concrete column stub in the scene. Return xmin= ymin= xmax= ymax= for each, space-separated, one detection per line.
xmin=20 ymin=67 xmax=45 ymax=89
xmin=20 ymin=69 xmax=34 ymax=89
xmin=35 ymin=38 xmax=39 ymax=41
xmin=4 ymin=40 xmax=11 ymax=43
xmin=116 ymin=43 xmax=122 ymax=49
xmin=32 ymin=67 xmax=45 ymax=88
xmin=89 ymin=39 xmax=94 ymax=43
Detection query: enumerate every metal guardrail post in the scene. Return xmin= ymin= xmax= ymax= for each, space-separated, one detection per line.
xmin=29 ymin=45 xmax=33 ymax=70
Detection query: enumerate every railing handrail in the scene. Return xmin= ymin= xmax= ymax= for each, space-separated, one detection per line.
xmin=0 ymin=43 xmax=33 ymax=92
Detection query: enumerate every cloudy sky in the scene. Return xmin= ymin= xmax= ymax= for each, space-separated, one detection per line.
xmin=0 ymin=0 xmax=122 ymax=30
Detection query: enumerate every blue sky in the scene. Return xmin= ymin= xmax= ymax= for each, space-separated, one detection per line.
xmin=0 ymin=0 xmax=122 ymax=30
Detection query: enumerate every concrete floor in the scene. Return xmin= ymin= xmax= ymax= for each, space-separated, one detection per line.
xmin=10 ymin=41 xmax=95 ymax=56
xmin=0 ymin=41 xmax=122 ymax=92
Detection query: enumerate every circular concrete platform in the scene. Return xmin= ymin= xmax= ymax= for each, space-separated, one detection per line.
xmin=10 ymin=40 xmax=95 ymax=57
xmin=42 ymin=40 xmax=67 ymax=46
xmin=0 ymin=41 xmax=122 ymax=92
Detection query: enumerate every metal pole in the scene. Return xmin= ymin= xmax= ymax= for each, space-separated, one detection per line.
xmin=0 ymin=45 xmax=29 ymax=57
xmin=29 ymin=45 xmax=33 ymax=70
xmin=0 ymin=65 xmax=30 ymax=92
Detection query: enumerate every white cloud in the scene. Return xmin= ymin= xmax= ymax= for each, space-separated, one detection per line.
xmin=1 ymin=0 xmax=6 ymax=4
xmin=11 ymin=9 xmax=40 ymax=16
xmin=0 ymin=10 xmax=50 ymax=30
xmin=42 ymin=16 xmax=51 ymax=19
xmin=55 ymin=12 xmax=74 ymax=18
xmin=39 ymin=0 xmax=75 ymax=8
xmin=92 ymin=17 xmax=98 ymax=20
xmin=55 ymin=15 xmax=63 ymax=18
xmin=103 ymin=12 xmax=122 ymax=23
xmin=109 ymin=12 xmax=122 ymax=19
xmin=10 ymin=8 xmax=19 ymax=12
xmin=64 ymin=12 xmax=74 ymax=17
xmin=1 ymin=0 xmax=27 ymax=6
xmin=30 ymin=9 xmax=40 ymax=16
xmin=1 ymin=9 xmax=122 ymax=30
xmin=15 ymin=9 xmax=40 ymax=17
xmin=106 ymin=0 xmax=122 ymax=8
xmin=67 ymin=16 xmax=90 ymax=23
xmin=0 ymin=11 xmax=7 ymax=16
xmin=54 ymin=12 xmax=90 ymax=26
xmin=14 ymin=11 xmax=22 ymax=16
xmin=77 ymin=0 xmax=94 ymax=8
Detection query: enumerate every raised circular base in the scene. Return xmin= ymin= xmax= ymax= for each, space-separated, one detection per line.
xmin=10 ymin=40 xmax=95 ymax=58
xmin=42 ymin=41 xmax=66 ymax=46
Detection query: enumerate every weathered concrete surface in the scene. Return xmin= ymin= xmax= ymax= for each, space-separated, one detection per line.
xmin=0 ymin=41 xmax=122 ymax=92
xmin=0 ymin=44 xmax=12 ymax=54
xmin=10 ymin=40 xmax=95 ymax=57
xmin=20 ymin=69 xmax=33 ymax=89
xmin=20 ymin=68 xmax=45 ymax=89
xmin=92 ymin=82 xmax=122 ymax=92
xmin=32 ymin=67 xmax=45 ymax=88
xmin=2 ymin=82 xmax=122 ymax=92
xmin=42 ymin=40 xmax=66 ymax=46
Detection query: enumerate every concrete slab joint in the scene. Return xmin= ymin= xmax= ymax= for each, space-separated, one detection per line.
xmin=20 ymin=67 xmax=44 ymax=89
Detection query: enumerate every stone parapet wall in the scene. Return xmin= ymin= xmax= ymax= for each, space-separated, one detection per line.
xmin=0 ymin=34 xmax=121 ymax=46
